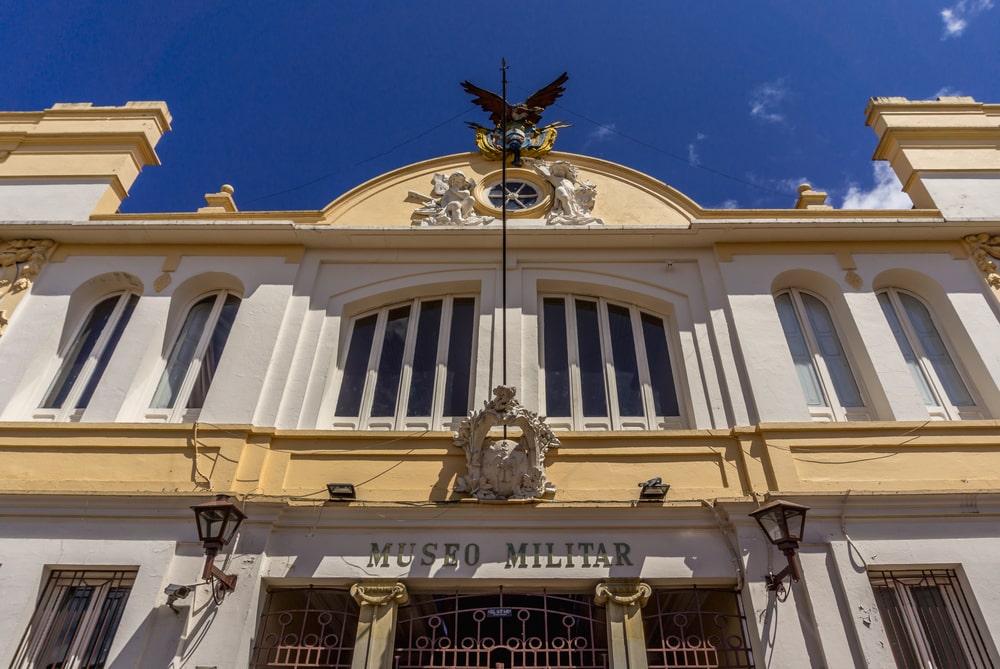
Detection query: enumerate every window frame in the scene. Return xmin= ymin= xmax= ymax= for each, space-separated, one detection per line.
xmin=34 ymin=291 xmax=138 ymax=422
xmin=9 ymin=568 xmax=136 ymax=669
xmin=774 ymin=288 xmax=872 ymax=422
xmin=869 ymin=568 xmax=997 ymax=669
xmin=146 ymin=290 xmax=241 ymax=422
xmin=332 ymin=294 xmax=479 ymax=431
xmin=538 ymin=293 xmax=683 ymax=431
xmin=877 ymin=288 xmax=982 ymax=420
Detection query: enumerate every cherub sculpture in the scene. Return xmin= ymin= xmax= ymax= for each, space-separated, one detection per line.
xmin=528 ymin=159 xmax=603 ymax=225
xmin=408 ymin=171 xmax=495 ymax=226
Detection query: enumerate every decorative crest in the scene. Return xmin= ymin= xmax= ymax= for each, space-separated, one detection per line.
xmin=453 ymin=386 xmax=559 ymax=501
xmin=462 ymin=72 xmax=571 ymax=165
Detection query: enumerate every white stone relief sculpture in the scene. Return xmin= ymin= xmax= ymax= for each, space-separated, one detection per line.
xmin=409 ymin=171 xmax=495 ymax=226
xmin=454 ymin=385 xmax=559 ymax=501
xmin=528 ymin=159 xmax=603 ymax=226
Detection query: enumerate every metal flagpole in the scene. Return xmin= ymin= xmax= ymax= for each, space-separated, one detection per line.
xmin=500 ymin=58 xmax=508 ymax=390
xmin=501 ymin=59 xmax=508 ymax=440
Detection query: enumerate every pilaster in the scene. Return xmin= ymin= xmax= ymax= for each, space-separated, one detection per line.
xmin=596 ymin=579 xmax=652 ymax=669
xmin=350 ymin=580 xmax=409 ymax=669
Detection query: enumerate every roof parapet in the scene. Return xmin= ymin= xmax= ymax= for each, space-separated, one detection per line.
xmin=865 ymin=96 xmax=1000 ymax=217
xmin=0 ymin=101 xmax=171 ymax=218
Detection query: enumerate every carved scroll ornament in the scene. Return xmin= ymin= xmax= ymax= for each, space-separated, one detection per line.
xmin=350 ymin=581 xmax=409 ymax=607
xmin=964 ymin=233 xmax=1000 ymax=288
xmin=0 ymin=238 xmax=55 ymax=336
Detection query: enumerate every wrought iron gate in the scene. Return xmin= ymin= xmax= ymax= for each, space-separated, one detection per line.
xmin=393 ymin=591 xmax=609 ymax=669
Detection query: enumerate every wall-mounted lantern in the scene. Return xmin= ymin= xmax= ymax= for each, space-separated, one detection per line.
xmin=191 ymin=494 xmax=246 ymax=603
xmin=749 ymin=499 xmax=809 ymax=594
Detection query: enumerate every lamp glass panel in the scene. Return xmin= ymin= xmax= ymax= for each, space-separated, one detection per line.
xmin=197 ymin=508 xmax=229 ymax=541
xmin=784 ymin=507 xmax=806 ymax=542
xmin=756 ymin=510 xmax=786 ymax=543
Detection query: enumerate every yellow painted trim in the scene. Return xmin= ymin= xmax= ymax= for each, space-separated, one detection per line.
xmin=49 ymin=244 xmax=304 ymax=263
xmin=715 ymin=240 xmax=967 ymax=262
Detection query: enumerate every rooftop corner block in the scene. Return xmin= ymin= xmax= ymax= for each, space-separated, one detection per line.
xmin=0 ymin=101 xmax=172 ymax=220
xmin=866 ymin=96 xmax=1000 ymax=219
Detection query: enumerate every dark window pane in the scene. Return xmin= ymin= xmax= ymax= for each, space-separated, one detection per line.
xmin=575 ymin=299 xmax=607 ymax=417
xmin=77 ymin=294 xmax=138 ymax=408
xmin=42 ymin=295 xmax=120 ymax=409
xmin=442 ymin=298 xmax=475 ymax=416
xmin=371 ymin=306 xmax=410 ymax=417
xmin=187 ymin=294 xmax=240 ymax=409
xmin=407 ymin=300 xmax=442 ymax=417
xmin=543 ymin=298 xmax=571 ymax=416
xmin=642 ymin=313 xmax=679 ymax=416
xmin=608 ymin=304 xmax=643 ymax=416
xmin=335 ymin=314 xmax=378 ymax=417
xmin=151 ymin=295 xmax=215 ymax=409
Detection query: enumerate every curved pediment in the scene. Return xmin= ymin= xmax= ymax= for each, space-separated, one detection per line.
xmin=319 ymin=151 xmax=702 ymax=228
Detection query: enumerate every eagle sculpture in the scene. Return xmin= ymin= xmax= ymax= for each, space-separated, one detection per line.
xmin=461 ymin=72 xmax=570 ymax=163
xmin=461 ymin=72 xmax=568 ymax=127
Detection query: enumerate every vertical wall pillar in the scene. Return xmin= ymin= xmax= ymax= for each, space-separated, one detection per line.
xmin=350 ymin=580 xmax=409 ymax=669
xmin=596 ymin=579 xmax=652 ymax=669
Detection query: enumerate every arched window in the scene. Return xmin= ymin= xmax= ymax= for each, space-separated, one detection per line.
xmin=877 ymin=289 xmax=981 ymax=420
xmin=38 ymin=292 xmax=138 ymax=421
xmin=333 ymin=295 xmax=477 ymax=430
xmin=774 ymin=290 xmax=870 ymax=421
xmin=149 ymin=291 xmax=240 ymax=421
xmin=540 ymin=295 xmax=681 ymax=430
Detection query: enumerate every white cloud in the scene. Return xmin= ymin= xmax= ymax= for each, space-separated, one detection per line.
xmin=932 ymin=86 xmax=964 ymax=98
xmin=841 ymin=162 xmax=913 ymax=209
xmin=586 ymin=123 xmax=616 ymax=143
xmin=750 ymin=80 xmax=789 ymax=123
xmin=715 ymin=199 xmax=740 ymax=209
xmin=940 ymin=0 xmax=993 ymax=38
xmin=687 ymin=132 xmax=706 ymax=166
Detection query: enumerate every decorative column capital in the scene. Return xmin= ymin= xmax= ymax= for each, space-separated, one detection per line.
xmin=595 ymin=580 xmax=652 ymax=608
xmin=351 ymin=580 xmax=409 ymax=607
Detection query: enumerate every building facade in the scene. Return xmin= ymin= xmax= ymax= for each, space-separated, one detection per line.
xmin=0 ymin=96 xmax=999 ymax=668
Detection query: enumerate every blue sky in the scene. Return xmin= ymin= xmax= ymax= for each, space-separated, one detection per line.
xmin=3 ymin=1 xmax=998 ymax=213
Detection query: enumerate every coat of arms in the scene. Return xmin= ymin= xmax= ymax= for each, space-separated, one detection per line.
xmin=454 ymin=386 xmax=559 ymax=500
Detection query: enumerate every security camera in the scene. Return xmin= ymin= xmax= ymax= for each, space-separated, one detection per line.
xmin=165 ymin=584 xmax=194 ymax=614
xmin=164 ymin=584 xmax=192 ymax=599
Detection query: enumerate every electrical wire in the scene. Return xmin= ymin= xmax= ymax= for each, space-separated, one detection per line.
xmin=244 ymin=106 xmax=472 ymax=205
xmin=552 ymin=101 xmax=800 ymax=200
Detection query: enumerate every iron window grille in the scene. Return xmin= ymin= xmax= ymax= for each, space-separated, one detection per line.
xmin=869 ymin=568 xmax=996 ymax=669
xmin=250 ymin=588 xmax=359 ymax=669
xmin=9 ymin=568 xmax=136 ymax=669
xmin=540 ymin=294 xmax=682 ymax=430
xmin=643 ymin=587 xmax=756 ymax=669
xmin=394 ymin=591 xmax=609 ymax=669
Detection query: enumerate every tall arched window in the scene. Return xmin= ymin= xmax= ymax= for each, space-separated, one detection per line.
xmin=877 ymin=289 xmax=981 ymax=420
xmin=38 ymin=292 xmax=138 ymax=421
xmin=333 ymin=295 xmax=477 ymax=430
xmin=774 ymin=290 xmax=870 ymax=421
xmin=149 ymin=291 xmax=240 ymax=421
xmin=540 ymin=295 xmax=681 ymax=430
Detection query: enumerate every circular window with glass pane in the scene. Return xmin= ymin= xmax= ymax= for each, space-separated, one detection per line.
xmin=475 ymin=169 xmax=550 ymax=217
xmin=488 ymin=180 xmax=539 ymax=210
